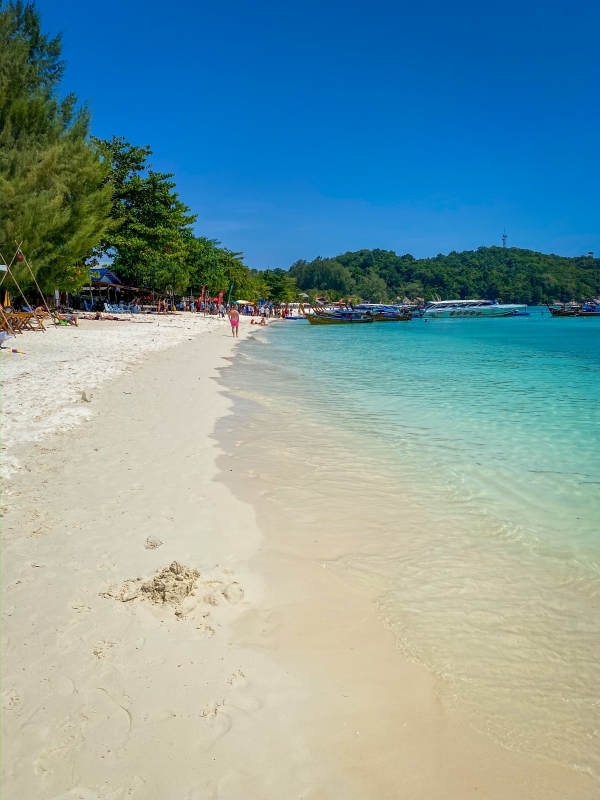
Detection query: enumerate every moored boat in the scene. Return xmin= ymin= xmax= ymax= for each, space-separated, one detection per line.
xmin=354 ymin=304 xmax=412 ymax=321
xmin=422 ymin=299 xmax=527 ymax=319
xmin=547 ymin=300 xmax=600 ymax=317
xmin=300 ymin=303 xmax=374 ymax=324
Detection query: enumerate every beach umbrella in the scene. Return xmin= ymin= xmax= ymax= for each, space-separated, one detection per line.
xmin=235 ymin=300 xmax=251 ymax=305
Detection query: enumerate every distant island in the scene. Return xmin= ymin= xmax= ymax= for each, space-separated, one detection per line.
xmin=288 ymin=247 xmax=600 ymax=304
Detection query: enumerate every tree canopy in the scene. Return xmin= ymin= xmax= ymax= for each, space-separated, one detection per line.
xmin=96 ymin=136 xmax=197 ymax=293
xmin=0 ymin=2 xmax=262 ymax=301
xmin=251 ymin=268 xmax=297 ymax=303
xmin=289 ymin=247 xmax=600 ymax=304
xmin=186 ymin=234 xmax=256 ymax=300
xmin=0 ymin=0 xmax=111 ymax=292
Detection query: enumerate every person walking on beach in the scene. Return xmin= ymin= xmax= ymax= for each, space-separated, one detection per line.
xmin=227 ymin=305 xmax=240 ymax=337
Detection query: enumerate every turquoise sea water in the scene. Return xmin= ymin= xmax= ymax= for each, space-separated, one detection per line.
xmin=222 ymin=309 xmax=600 ymax=775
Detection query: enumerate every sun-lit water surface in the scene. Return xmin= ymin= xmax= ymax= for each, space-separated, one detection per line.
xmin=220 ymin=309 xmax=600 ymax=775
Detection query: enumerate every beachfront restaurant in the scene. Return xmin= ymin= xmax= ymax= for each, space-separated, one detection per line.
xmin=73 ymin=268 xmax=146 ymax=311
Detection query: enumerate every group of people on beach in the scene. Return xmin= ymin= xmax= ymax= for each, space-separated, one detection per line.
xmin=225 ymin=307 xmax=269 ymax=336
xmin=225 ymin=305 xmax=271 ymax=336
xmin=3 ymin=293 xmax=290 ymax=335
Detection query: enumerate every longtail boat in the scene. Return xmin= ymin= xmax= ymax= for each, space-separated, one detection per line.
xmin=547 ymin=301 xmax=600 ymax=317
xmin=354 ymin=304 xmax=412 ymax=321
xmin=300 ymin=303 xmax=374 ymax=324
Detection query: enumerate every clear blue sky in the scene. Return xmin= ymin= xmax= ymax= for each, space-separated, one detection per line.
xmin=38 ymin=0 xmax=599 ymax=268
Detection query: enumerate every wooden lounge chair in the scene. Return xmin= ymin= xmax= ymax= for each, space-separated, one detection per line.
xmin=0 ymin=308 xmax=16 ymax=337
xmin=3 ymin=312 xmax=25 ymax=334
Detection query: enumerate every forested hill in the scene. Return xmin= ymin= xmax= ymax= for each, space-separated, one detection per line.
xmin=288 ymin=247 xmax=600 ymax=304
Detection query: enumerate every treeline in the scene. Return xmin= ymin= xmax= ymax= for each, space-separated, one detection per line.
xmin=0 ymin=1 xmax=298 ymax=302
xmin=289 ymin=247 xmax=600 ymax=304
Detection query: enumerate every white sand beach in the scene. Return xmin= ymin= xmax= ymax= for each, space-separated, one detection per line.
xmin=1 ymin=316 xmax=596 ymax=799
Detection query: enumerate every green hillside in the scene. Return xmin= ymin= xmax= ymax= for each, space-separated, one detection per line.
xmin=288 ymin=247 xmax=600 ymax=304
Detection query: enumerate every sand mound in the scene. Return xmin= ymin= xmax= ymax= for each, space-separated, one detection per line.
xmin=102 ymin=563 xmax=245 ymax=624
xmin=102 ymin=561 xmax=201 ymax=612
xmin=141 ymin=561 xmax=200 ymax=605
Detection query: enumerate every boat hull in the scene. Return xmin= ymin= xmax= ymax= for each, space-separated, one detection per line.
xmin=548 ymin=306 xmax=600 ymax=317
xmin=372 ymin=313 xmax=412 ymax=321
xmin=306 ymin=314 xmax=374 ymax=324
xmin=423 ymin=304 xmax=526 ymax=319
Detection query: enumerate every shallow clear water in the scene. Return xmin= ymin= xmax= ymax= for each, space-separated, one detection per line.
xmin=221 ymin=310 xmax=600 ymax=775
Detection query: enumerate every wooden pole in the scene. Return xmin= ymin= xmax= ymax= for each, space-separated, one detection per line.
xmin=9 ymin=243 xmax=56 ymax=325
xmin=0 ymin=241 xmax=23 ymax=287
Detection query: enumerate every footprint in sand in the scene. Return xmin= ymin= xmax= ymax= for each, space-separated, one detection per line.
xmin=224 ymin=583 xmax=244 ymax=604
xmin=200 ymin=701 xmax=232 ymax=739
xmin=92 ymin=640 xmax=115 ymax=659
xmin=1 ymin=689 xmax=21 ymax=709
xmin=227 ymin=670 xmax=248 ymax=688
xmin=70 ymin=599 xmax=92 ymax=614
xmin=196 ymin=624 xmax=215 ymax=639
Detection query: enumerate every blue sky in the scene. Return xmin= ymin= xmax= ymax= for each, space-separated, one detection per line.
xmin=38 ymin=0 xmax=599 ymax=268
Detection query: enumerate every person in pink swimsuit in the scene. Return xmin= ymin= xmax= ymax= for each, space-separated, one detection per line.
xmin=227 ymin=306 xmax=240 ymax=337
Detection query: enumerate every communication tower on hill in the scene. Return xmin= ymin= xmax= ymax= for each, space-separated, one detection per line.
xmin=502 ymin=229 xmax=507 ymax=248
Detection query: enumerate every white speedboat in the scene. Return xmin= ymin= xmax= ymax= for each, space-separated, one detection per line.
xmin=422 ymin=300 xmax=527 ymax=319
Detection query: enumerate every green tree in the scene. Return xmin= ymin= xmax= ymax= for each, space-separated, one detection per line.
xmin=288 ymin=257 xmax=355 ymax=295
xmin=187 ymin=234 xmax=256 ymax=300
xmin=0 ymin=0 xmax=111 ymax=292
xmin=357 ymin=272 xmax=389 ymax=302
xmin=97 ymin=135 xmax=196 ymax=292
xmin=258 ymin=268 xmax=297 ymax=302
xmin=290 ymin=247 xmax=600 ymax=304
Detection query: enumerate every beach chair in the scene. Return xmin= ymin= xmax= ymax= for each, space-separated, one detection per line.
xmin=49 ymin=311 xmax=77 ymax=327
xmin=3 ymin=312 xmax=30 ymax=333
xmin=8 ymin=311 xmax=45 ymax=332
xmin=33 ymin=311 xmax=47 ymax=330
xmin=0 ymin=308 xmax=16 ymax=337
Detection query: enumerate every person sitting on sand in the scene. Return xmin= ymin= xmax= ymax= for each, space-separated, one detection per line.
xmin=259 ymin=317 xmax=267 ymax=326
xmin=227 ymin=306 xmax=240 ymax=337
xmin=52 ymin=310 xmax=78 ymax=326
